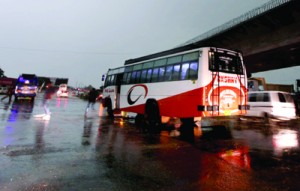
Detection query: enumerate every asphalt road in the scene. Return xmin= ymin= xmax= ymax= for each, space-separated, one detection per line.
xmin=1 ymin=94 xmax=300 ymax=191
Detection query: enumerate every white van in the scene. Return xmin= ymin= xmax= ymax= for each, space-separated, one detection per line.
xmin=246 ymin=91 xmax=296 ymax=121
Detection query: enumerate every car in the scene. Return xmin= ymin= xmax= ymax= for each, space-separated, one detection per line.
xmin=14 ymin=74 xmax=38 ymax=101
xmin=246 ymin=91 xmax=296 ymax=121
xmin=57 ymin=84 xmax=69 ymax=98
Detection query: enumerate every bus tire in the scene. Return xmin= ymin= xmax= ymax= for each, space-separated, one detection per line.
xmin=135 ymin=114 xmax=144 ymax=126
xmin=180 ymin=118 xmax=195 ymax=143
xmin=144 ymin=99 xmax=161 ymax=133
xmin=135 ymin=114 xmax=147 ymax=133
xmin=105 ymin=97 xmax=114 ymax=119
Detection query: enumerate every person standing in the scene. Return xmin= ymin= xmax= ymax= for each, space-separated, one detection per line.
xmin=42 ymin=82 xmax=56 ymax=120
xmin=85 ymin=88 xmax=99 ymax=116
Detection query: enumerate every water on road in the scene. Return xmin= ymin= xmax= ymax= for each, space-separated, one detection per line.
xmin=0 ymin=94 xmax=300 ymax=191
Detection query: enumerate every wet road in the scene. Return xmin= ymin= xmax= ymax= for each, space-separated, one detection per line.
xmin=0 ymin=94 xmax=300 ymax=191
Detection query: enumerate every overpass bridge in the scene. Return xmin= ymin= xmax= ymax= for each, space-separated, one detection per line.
xmin=180 ymin=0 xmax=300 ymax=75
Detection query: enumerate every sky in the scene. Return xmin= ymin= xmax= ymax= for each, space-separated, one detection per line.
xmin=0 ymin=0 xmax=273 ymax=88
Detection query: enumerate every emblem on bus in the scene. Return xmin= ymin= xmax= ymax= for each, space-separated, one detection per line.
xmin=127 ymin=84 xmax=148 ymax=105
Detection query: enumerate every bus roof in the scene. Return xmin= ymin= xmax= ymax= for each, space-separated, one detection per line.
xmin=124 ymin=44 xmax=241 ymax=65
xmin=124 ymin=44 xmax=201 ymax=65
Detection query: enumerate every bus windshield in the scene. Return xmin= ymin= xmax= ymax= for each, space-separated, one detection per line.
xmin=209 ymin=49 xmax=243 ymax=74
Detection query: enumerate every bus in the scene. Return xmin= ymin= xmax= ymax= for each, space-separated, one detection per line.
xmin=15 ymin=74 xmax=38 ymax=101
xmin=102 ymin=46 xmax=249 ymax=136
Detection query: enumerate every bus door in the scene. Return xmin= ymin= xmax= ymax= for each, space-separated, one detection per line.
xmin=115 ymin=73 xmax=123 ymax=109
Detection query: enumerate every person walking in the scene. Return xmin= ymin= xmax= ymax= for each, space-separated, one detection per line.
xmin=85 ymin=88 xmax=99 ymax=116
xmin=42 ymin=82 xmax=56 ymax=120
xmin=1 ymin=86 xmax=14 ymax=103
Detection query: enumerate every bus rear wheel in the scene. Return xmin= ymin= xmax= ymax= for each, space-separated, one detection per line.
xmin=104 ymin=97 xmax=114 ymax=119
xmin=144 ymin=99 xmax=161 ymax=134
xmin=180 ymin=118 xmax=195 ymax=143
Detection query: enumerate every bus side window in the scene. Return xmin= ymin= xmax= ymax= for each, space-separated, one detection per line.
xmin=158 ymin=67 xmax=165 ymax=82
xmin=146 ymin=69 xmax=152 ymax=83
xmin=189 ymin=62 xmax=198 ymax=79
xmin=140 ymin=70 xmax=147 ymax=83
xmin=130 ymin=71 xmax=137 ymax=84
xmin=126 ymin=72 xmax=132 ymax=84
xmin=151 ymin=68 xmax=159 ymax=82
xmin=110 ymin=75 xmax=115 ymax=85
xmin=104 ymin=75 xmax=111 ymax=87
xmin=165 ymin=65 xmax=173 ymax=81
xmin=135 ymin=71 xmax=141 ymax=83
xmin=122 ymin=73 xmax=128 ymax=84
xmin=180 ymin=63 xmax=189 ymax=80
xmin=172 ymin=64 xmax=181 ymax=81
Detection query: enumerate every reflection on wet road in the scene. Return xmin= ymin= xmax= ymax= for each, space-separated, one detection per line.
xmin=0 ymin=94 xmax=300 ymax=190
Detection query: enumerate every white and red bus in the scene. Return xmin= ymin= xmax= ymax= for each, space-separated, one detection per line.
xmin=102 ymin=46 xmax=248 ymax=134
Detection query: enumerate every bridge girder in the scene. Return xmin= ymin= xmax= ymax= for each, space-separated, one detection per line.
xmin=191 ymin=0 xmax=300 ymax=74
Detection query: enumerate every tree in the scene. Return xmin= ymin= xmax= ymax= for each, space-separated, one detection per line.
xmin=86 ymin=85 xmax=94 ymax=90
xmin=0 ymin=68 xmax=6 ymax=78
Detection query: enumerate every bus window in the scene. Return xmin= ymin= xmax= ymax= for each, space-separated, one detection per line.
xmin=146 ymin=69 xmax=152 ymax=83
xmin=135 ymin=71 xmax=141 ymax=83
xmin=130 ymin=71 xmax=137 ymax=84
xmin=189 ymin=62 xmax=198 ymax=79
xmin=154 ymin=58 xmax=167 ymax=67
xmin=143 ymin=61 xmax=154 ymax=69
xmin=126 ymin=73 xmax=132 ymax=84
xmin=165 ymin=65 xmax=173 ymax=81
xmin=140 ymin=70 xmax=147 ymax=83
xmin=181 ymin=63 xmax=189 ymax=80
xmin=172 ymin=64 xmax=181 ymax=80
xmin=209 ymin=50 xmax=243 ymax=74
xmin=122 ymin=73 xmax=128 ymax=84
xmin=105 ymin=75 xmax=112 ymax=86
xmin=158 ymin=67 xmax=165 ymax=82
xmin=182 ymin=51 xmax=199 ymax=62
xmin=152 ymin=68 xmax=159 ymax=82
xmin=167 ymin=55 xmax=182 ymax=65
xmin=110 ymin=75 xmax=115 ymax=85
xmin=133 ymin=64 xmax=143 ymax=70
xmin=125 ymin=65 xmax=133 ymax=72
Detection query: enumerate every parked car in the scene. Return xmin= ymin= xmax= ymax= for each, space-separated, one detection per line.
xmin=246 ymin=91 xmax=296 ymax=121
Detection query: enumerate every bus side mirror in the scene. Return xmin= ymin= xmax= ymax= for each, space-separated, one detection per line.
xmin=101 ymin=75 xmax=105 ymax=81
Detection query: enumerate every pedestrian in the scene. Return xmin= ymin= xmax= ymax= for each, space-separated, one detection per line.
xmin=42 ymin=81 xmax=56 ymax=120
xmin=1 ymin=86 xmax=14 ymax=103
xmin=85 ymin=88 xmax=99 ymax=116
